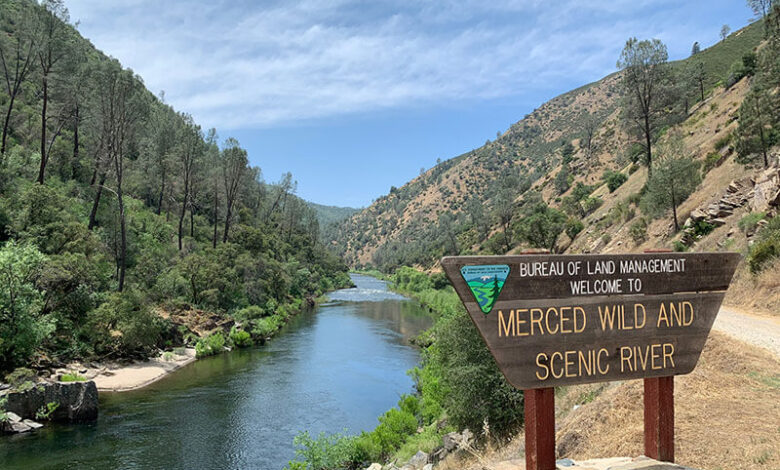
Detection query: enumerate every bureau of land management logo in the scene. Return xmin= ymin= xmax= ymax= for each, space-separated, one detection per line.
xmin=460 ymin=264 xmax=510 ymax=314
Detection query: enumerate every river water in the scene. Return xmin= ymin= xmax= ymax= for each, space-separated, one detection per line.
xmin=0 ymin=274 xmax=431 ymax=470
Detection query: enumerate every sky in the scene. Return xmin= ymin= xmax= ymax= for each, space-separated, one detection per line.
xmin=65 ymin=0 xmax=756 ymax=208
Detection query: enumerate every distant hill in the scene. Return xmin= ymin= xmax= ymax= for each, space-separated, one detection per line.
xmin=308 ymin=202 xmax=360 ymax=227
xmin=325 ymin=20 xmax=766 ymax=270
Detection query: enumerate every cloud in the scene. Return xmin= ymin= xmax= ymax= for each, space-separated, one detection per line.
xmin=65 ymin=0 xmax=738 ymax=130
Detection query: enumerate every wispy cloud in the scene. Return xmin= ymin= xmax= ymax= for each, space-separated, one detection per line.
xmin=65 ymin=0 xmax=745 ymax=130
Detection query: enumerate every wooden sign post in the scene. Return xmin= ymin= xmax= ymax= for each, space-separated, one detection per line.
xmin=442 ymin=252 xmax=739 ymax=470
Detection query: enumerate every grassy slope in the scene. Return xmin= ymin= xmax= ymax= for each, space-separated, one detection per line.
xmin=307 ymin=202 xmax=360 ymax=227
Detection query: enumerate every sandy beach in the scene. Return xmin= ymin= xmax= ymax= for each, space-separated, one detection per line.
xmin=59 ymin=349 xmax=197 ymax=392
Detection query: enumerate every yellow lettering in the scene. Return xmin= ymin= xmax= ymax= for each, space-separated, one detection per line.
xmin=597 ymin=348 xmax=609 ymax=375
xmin=530 ymin=308 xmax=544 ymax=335
xmin=682 ymin=301 xmax=694 ymax=326
xmin=536 ymin=353 xmax=549 ymax=380
xmin=573 ymin=307 xmax=586 ymax=332
xmin=634 ymin=303 xmax=646 ymax=329
xmin=550 ymin=352 xmax=564 ymax=379
xmin=657 ymin=303 xmax=669 ymax=327
xmin=663 ymin=343 xmax=675 ymax=368
xmin=545 ymin=307 xmax=559 ymax=334
xmin=599 ymin=305 xmax=616 ymax=330
xmin=498 ymin=310 xmax=514 ymax=337
xmin=564 ymin=350 xmax=576 ymax=377
xmin=620 ymin=346 xmax=633 ymax=372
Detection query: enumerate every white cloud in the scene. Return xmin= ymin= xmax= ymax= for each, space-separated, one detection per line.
xmin=64 ymin=0 xmax=739 ymax=130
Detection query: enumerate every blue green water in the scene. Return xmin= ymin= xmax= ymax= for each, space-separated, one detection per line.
xmin=0 ymin=274 xmax=431 ymax=470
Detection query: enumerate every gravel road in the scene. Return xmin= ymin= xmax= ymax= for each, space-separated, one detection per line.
xmin=714 ymin=307 xmax=780 ymax=358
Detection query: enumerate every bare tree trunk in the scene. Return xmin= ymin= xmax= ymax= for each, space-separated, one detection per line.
xmin=37 ymin=76 xmax=48 ymax=184
xmin=72 ymin=105 xmax=80 ymax=179
xmin=156 ymin=167 xmax=166 ymax=215
xmin=117 ymin=180 xmax=127 ymax=292
xmin=88 ymin=172 xmax=107 ymax=230
xmin=212 ymin=185 xmax=218 ymax=248
xmin=223 ymin=201 xmax=232 ymax=243
xmin=1 ymin=95 xmax=15 ymax=155
xmin=644 ymin=115 xmax=653 ymax=176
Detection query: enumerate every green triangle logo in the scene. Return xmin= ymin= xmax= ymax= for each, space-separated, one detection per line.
xmin=460 ymin=264 xmax=510 ymax=314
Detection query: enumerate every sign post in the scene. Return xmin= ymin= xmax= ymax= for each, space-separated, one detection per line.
xmin=442 ymin=252 xmax=739 ymax=468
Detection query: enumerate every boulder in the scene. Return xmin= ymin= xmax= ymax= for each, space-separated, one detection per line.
xmin=442 ymin=432 xmax=459 ymax=452
xmin=751 ymin=167 xmax=780 ymax=212
xmin=422 ymin=465 xmax=433 ymax=470
xmin=689 ymin=209 xmax=707 ymax=222
xmin=2 ymin=380 xmax=98 ymax=423
xmin=365 ymin=464 xmax=382 ymax=470
xmin=22 ymin=419 xmax=43 ymax=430
xmin=407 ymin=450 xmax=429 ymax=469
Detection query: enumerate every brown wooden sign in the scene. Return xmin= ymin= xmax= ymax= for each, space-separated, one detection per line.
xmin=441 ymin=253 xmax=739 ymax=389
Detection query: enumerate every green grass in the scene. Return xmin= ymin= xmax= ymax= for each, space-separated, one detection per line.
xmin=60 ymin=373 xmax=86 ymax=382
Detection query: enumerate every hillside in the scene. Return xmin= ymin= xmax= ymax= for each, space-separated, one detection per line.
xmin=0 ymin=0 xmax=349 ymax=373
xmin=327 ymin=20 xmax=767 ymax=272
xmin=307 ymin=202 xmax=360 ymax=228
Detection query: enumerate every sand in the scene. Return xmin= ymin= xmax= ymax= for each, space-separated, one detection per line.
xmin=58 ymin=348 xmax=197 ymax=392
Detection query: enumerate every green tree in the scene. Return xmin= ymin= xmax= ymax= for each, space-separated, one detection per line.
xmin=517 ymin=204 xmax=567 ymax=252
xmin=746 ymin=0 xmax=775 ymax=19
xmin=691 ymin=41 xmax=700 ymax=55
xmin=492 ymin=176 xmax=517 ymax=253
xmin=640 ymin=133 xmax=702 ymax=231
xmin=0 ymin=242 xmax=53 ymax=368
xmin=720 ymin=24 xmax=731 ymax=41
xmin=617 ymin=38 xmax=671 ymax=175
xmin=736 ymin=86 xmax=777 ymax=168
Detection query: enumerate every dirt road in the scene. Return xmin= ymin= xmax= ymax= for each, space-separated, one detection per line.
xmin=714 ymin=307 xmax=780 ymax=357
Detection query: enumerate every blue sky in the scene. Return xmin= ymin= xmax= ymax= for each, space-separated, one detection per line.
xmin=66 ymin=1 xmax=756 ymax=208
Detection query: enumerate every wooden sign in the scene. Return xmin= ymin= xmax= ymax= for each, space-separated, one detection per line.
xmin=441 ymin=253 xmax=739 ymax=389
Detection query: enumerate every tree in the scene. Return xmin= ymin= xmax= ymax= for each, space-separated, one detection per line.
xmin=221 ymin=137 xmax=248 ymax=243
xmin=0 ymin=0 xmax=38 ymax=156
xmin=688 ymin=60 xmax=707 ymax=102
xmin=517 ymin=203 xmax=567 ymax=252
xmin=437 ymin=212 xmax=459 ymax=256
xmin=177 ymin=114 xmax=202 ymax=250
xmin=736 ymin=86 xmax=777 ymax=168
xmin=466 ymin=197 xmax=490 ymax=241
xmin=92 ymin=61 xmax=149 ymax=290
xmin=35 ymin=0 xmax=73 ymax=184
xmin=746 ymin=0 xmax=775 ymax=18
xmin=492 ymin=176 xmax=517 ymax=253
xmin=691 ymin=41 xmax=700 ymax=55
xmin=617 ymin=38 xmax=670 ymax=175
xmin=0 ymin=242 xmax=52 ymax=368
xmin=720 ymin=24 xmax=731 ymax=41
xmin=554 ymin=165 xmax=571 ymax=194
xmin=640 ymin=133 xmax=701 ymax=231
xmin=582 ymin=114 xmax=599 ymax=157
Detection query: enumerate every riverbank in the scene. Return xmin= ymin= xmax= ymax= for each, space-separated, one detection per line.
xmin=83 ymin=348 xmax=197 ymax=392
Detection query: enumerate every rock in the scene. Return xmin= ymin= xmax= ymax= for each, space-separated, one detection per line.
xmin=3 ymin=380 xmax=98 ymax=423
xmin=365 ymin=464 xmax=382 ymax=470
xmin=422 ymin=465 xmax=433 ymax=470
xmin=6 ymin=411 xmax=22 ymax=423
xmin=407 ymin=450 xmax=429 ymax=469
xmin=710 ymin=218 xmax=727 ymax=227
xmin=557 ymin=458 xmax=576 ymax=467
xmin=751 ymin=167 xmax=780 ymax=212
xmin=400 ymin=466 xmax=414 ymax=470
xmin=22 ymin=419 xmax=43 ymax=429
xmin=690 ymin=209 xmax=707 ymax=221
xmin=442 ymin=432 xmax=459 ymax=451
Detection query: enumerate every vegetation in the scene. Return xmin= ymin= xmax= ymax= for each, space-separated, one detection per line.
xmin=0 ymin=0 xmax=350 ymax=372
xmin=59 ymin=372 xmax=85 ymax=382
xmin=287 ymin=269 xmax=522 ymax=469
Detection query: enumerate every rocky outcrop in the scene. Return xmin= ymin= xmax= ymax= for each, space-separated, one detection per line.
xmin=0 ymin=411 xmax=44 ymax=434
xmin=680 ymin=168 xmax=780 ymax=247
xmin=1 ymin=381 xmax=98 ymax=423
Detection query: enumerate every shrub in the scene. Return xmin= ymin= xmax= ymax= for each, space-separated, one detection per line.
xmin=692 ymin=220 xmax=715 ymax=238
xmin=630 ymin=219 xmax=648 ymax=244
xmin=195 ymin=332 xmax=226 ymax=358
xmin=739 ymin=212 xmax=765 ymax=234
xmin=565 ymin=219 xmax=584 ymax=240
xmin=229 ymin=327 xmax=253 ymax=348
xmin=252 ymin=315 xmax=283 ymax=338
xmin=35 ymin=402 xmax=60 ymax=420
xmin=747 ymin=217 xmax=780 ymax=273
xmin=603 ymin=170 xmax=628 ymax=192
xmin=87 ymin=291 xmax=166 ymax=357
xmin=233 ymin=305 xmax=266 ymax=324
xmin=673 ymin=241 xmax=688 ymax=252
xmin=60 ymin=373 xmax=86 ymax=382
xmin=581 ymin=196 xmax=603 ymax=215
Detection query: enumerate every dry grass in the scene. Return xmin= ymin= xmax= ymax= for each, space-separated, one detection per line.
xmin=437 ymin=332 xmax=779 ymax=470
xmin=726 ymin=259 xmax=780 ymax=317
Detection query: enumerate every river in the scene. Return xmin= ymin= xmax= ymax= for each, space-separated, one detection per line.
xmin=0 ymin=274 xmax=431 ymax=470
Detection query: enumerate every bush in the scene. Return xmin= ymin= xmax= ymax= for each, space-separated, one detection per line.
xmin=747 ymin=217 xmax=780 ymax=273
xmin=87 ymin=291 xmax=166 ymax=357
xmin=630 ymin=219 xmax=648 ymax=244
xmin=195 ymin=332 xmax=226 ymax=358
xmin=603 ymin=170 xmax=628 ymax=192
xmin=739 ymin=212 xmax=765 ymax=234
xmin=691 ymin=220 xmax=715 ymax=238
xmin=565 ymin=219 xmax=584 ymax=240
xmin=0 ymin=242 xmax=53 ymax=368
xmin=233 ymin=305 xmax=267 ymax=324
xmin=59 ymin=373 xmax=86 ymax=382
xmin=252 ymin=315 xmax=283 ymax=338
xmin=392 ymin=267 xmax=432 ymax=292
xmin=229 ymin=327 xmax=253 ymax=348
